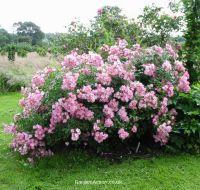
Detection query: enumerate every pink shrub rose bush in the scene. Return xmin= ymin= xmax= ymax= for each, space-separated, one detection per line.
xmin=4 ymin=39 xmax=190 ymax=160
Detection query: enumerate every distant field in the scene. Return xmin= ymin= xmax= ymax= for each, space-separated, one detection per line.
xmin=0 ymin=53 xmax=59 ymax=86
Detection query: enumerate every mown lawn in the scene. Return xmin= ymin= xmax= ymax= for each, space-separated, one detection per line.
xmin=0 ymin=92 xmax=200 ymax=190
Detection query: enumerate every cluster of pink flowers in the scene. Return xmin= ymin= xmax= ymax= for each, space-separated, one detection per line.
xmin=154 ymin=123 xmax=172 ymax=145
xmin=162 ymin=60 xmax=172 ymax=72
xmin=162 ymin=82 xmax=174 ymax=97
xmin=3 ymin=124 xmax=16 ymax=134
xmin=104 ymin=118 xmax=114 ymax=128
xmin=131 ymin=126 xmax=137 ymax=133
xmin=94 ymin=131 xmax=108 ymax=143
xmin=154 ymin=45 xmax=164 ymax=55
xmin=159 ymin=97 xmax=168 ymax=115
xmin=11 ymin=132 xmax=37 ymax=155
xmin=166 ymin=44 xmax=178 ymax=58
xmin=50 ymin=93 xmax=94 ymax=133
xmin=143 ymin=63 xmax=156 ymax=77
xmin=32 ymin=74 xmax=45 ymax=88
xmin=175 ymin=61 xmax=185 ymax=72
xmin=106 ymin=62 xmax=134 ymax=81
xmin=71 ymin=128 xmax=81 ymax=141
xmin=97 ymin=8 xmax=103 ymax=15
xmin=77 ymin=84 xmax=114 ymax=103
xmin=31 ymin=67 xmax=55 ymax=88
xmin=178 ymin=72 xmax=190 ymax=92
xmin=108 ymin=99 xmax=119 ymax=112
xmin=96 ymin=72 xmax=112 ymax=86
xmin=62 ymin=72 xmax=79 ymax=90
xmin=93 ymin=84 xmax=114 ymax=102
xmin=88 ymin=52 xmax=104 ymax=67
xmin=118 ymin=128 xmax=129 ymax=140
xmin=19 ymin=90 xmax=44 ymax=116
xmin=143 ymin=91 xmax=158 ymax=109
xmin=129 ymin=100 xmax=138 ymax=109
xmin=103 ymin=104 xmax=115 ymax=118
xmin=77 ymin=85 xmax=96 ymax=102
xmin=61 ymin=51 xmax=104 ymax=69
xmin=133 ymin=82 xmax=146 ymax=96
xmin=62 ymin=53 xmax=79 ymax=68
xmin=102 ymin=99 xmax=119 ymax=127
xmin=118 ymin=107 xmax=129 ymax=122
xmin=33 ymin=125 xmax=46 ymax=140
xmin=92 ymin=120 xmax=109 ymax=143
xmin=11 ymin=131 xmax=53 ymax=157
xmin=114 ymin=85 xmax=133 ymax=102
xmin=7 ymin=39 xmax=191 ymax=160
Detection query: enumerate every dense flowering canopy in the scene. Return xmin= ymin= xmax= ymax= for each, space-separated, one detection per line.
xmin=4 ymin=39 xmax=190 ymax=160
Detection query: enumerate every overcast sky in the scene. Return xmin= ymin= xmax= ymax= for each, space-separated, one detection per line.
xmin=0 ymin=0 xmax=172 ymax=33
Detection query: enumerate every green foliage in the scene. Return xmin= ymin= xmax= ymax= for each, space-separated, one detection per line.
xmin=36 ymin=47 xmax=47 ymax=56
xmin=6 ymin=44 xmax=16 ymax=61
xmin=13 ymin=21 xmax=45 ymax=45
xmin=48 ymin=4 xmax=185 ymax=56
xmin=17 ymin=112 xmax=51 ymax=132
xmin=170 ymin=82 xmax=200 ymax=152
xmin=49 ymin=6 xmax=140 ymax=55
xmin=0 ymin=47 xmax=6 ymax=55
xmin=1 ymin=41 xmax=48 ymax=60
xmin=183 ymin=0 xmax=200 ymax=82
xmin=0 ymin=4 xmax=189 ymax=62
xmin=76 ymin=67 xmax=97 ymax=88
xmin=137 ymin=3 xmax=183 ymax=46
xmin=42 ymin=71 xmax=67 ymax=106
xmin=4 ymin=43 xmax=31 ymax=60
xmin=0 ymin=28 xmax=11 ymax=47
xmin=15 ymin=42 xmax=33 ymax=52
xmin=0 ymin=73 xmax=24 ymax=93
xmin=16 ymin=48 xmax=28 ymax=57
xmin=0 ymin=23 xmax=47 ymax=60
xmin=92 ymin=6 xmax=140 ymax=46
xmin=14 ymin=35 xmax=32 ymax=44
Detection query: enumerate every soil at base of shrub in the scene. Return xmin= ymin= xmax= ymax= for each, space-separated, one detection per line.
xmin=51 ymin=138 xmax=164 ymax=164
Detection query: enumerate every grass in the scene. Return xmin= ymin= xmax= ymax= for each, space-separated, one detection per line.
xmin=0 ymin=93 xmax=200 ymax=190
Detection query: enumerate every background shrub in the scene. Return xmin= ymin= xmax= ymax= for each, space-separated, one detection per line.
xmin=36 ymin=47 xmax=47 ymax=57
xmin=6 ymin=44 xmax=16 ymax=61
xmin=170 ymin=82 xmax=200 ymax=152
xmin=16 ymin=49 xmax=28 ymax=57
xmin=0 ymin=73 xmax=24 ymax=93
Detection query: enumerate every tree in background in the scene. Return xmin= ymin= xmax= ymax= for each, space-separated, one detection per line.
xmin=13 ymin=21 xmax=44 ymax=45
xmin=0 ymin=27 xmax=11 ymax=47
xmin=0 ymin=22 xmax=45 ymax=61
xmin=183 ymin=0 xmax=200 ymax=83
xmin=137 ymin=3 xmax=183 ymax=47
xmin=91 ymin=6 xmax=141 ymax=47
xmin=50 ymin=6 xmax=141 ymax=55
xmin=49 ymin=4 xmax=185 ymax=56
